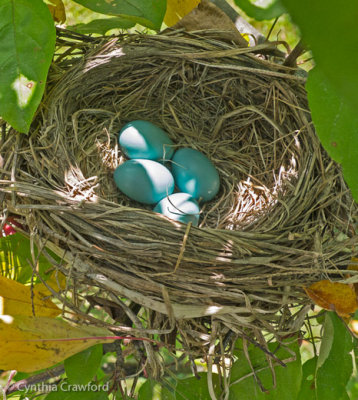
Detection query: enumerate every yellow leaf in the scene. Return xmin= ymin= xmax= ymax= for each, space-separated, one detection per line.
xmin=0 ymin=315 xmax=114 ymax=372
xmin=47 ymin=0 xmax=66 ymax=24
xmin=304 ymin=280 xmax=358 ymax=318
xmin=0 ymin=275 xmax=61 ymax=317
xmin=164 ymin=0 xmax=201 ymax=27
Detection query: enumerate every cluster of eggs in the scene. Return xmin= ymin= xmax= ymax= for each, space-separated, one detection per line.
xmin=113 ymin=120 xmax=220 ymax=226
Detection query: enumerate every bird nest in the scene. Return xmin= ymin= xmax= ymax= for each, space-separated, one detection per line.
xmin=1 ymin=29 xmax=357 ymax=377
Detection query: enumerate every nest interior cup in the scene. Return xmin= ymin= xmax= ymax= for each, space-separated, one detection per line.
xmin=1 ymin=31 xmax=357 ymax=360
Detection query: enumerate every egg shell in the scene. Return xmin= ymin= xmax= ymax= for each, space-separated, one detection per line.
xmin=119 ymin=120 xmax=174 ymax=161
xmin=153 ymin=193 xmax=200 ymax=226
xmin=114 ymin=159 xmax=174 ymax=204
xmin=171 ymin=148 xmax=220 ymax=202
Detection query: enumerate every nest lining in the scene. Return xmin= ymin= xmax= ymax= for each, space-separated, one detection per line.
xmin=1 ymin=30 xmax=357 ymax=368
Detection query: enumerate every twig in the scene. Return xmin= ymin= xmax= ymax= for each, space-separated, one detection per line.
xmin=207 ymin=321 xmax=219 ymax=400
xmin=283 ymin=39 xmax=306 ymax=67
xmin=6 ymin=366 xmax=65 ymax=395
xmin=237 ymin=330 xmax=286 ymax=367
xmin=266 ymin=17 xmax=279 ymax=41
xmin=243 ymin=338 xmax=268 ymax=392
xmin=2 ymin=370 xmax=17 ymax=399
xmin=306 ymin=317 xmax=318 ymax=357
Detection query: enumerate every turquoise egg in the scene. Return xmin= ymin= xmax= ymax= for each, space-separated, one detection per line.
xmin=172 ymin=148 xmax=220 ymax=202
xmin=119 ymin=120 xmax=174 ymax=161
xmin=153 ymin=193 xmax=200 ymax=226
xmin=114 ymin=159 xmax=174 ymax=204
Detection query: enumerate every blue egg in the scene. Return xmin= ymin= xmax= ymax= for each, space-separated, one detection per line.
xmin=153 ymin=193 xmax=200 ymax=226
xmin=171 ymin=148 xmax=220 ymax=202
xmin=119 ymin=120 xmax=174 ymax=161
xmin=114 ymin=159 xmax=174 ymax=204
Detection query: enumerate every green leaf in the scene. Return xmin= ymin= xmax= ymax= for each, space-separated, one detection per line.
xmin=68 ymin=17 xmax=135 ymax=35
xmin=138 ymin=374 xmax=221 ymax=400
xmin=305 ymin=67 xmax=358 ymax=202
xmin=45 ymin=386 xmax=108 ymax=400
xmin=230 ymin=338 xmax=302 ymax=399
xmin=339 ymin=391 xmax=350 ymax=400
xmin=0 ymin=0 xmax=56 ymax=133
xmin=234 ymin=0 xmax=286 ymax=21
xmin=170 ymin=374 xmax=221 ymax=399
xmin=64 ymin=345 xmax=103 ymax=385
xmin=71 ymin=0 xmax=166 ymax=30
xmin=315 ymin=313 xmax=354 ymax=400
xmin=297 ymin=357 xmax=317 ymax=400
xmin=0 ymin=233 xmax=57 ymax=284
xmin=138 ymin=379 xmax=157 ymax=398
xmin=230 ymin=340 xmax=267 ymax=400
xmin=347 ymin=369 xmax=358 ymax=400
xmin=280 ymin=0 xmax=358 ymax=116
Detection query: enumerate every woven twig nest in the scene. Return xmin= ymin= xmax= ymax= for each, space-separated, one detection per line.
xmin=1 ymin=29 xmax=357 ymax=376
